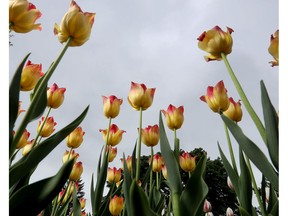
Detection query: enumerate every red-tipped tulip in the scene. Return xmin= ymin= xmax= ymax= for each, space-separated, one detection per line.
xmin=99 ymin=124 xmax=125 ymax=146
xmin=141 ymin=124 xmax=159 ymax=147
xmin=102 ymin=95 xmax=123 ymax=118
xmin=66 ymin=127 xmax=85 ymax=148
xmin=223 ymin=97 xmax=242 ymax=122
xmin=37 ymin=116 xmax=57 ymax=137
xmin=47 ymin=83 xmax=66 ymax=109
xmin=20 ymin=60 xmax=44 ymax=91
xmin=109 ymin=195 xmax=124 ymax=216
xmin=161 ymin=104 xmax=184 ymax=130
xmin=179 ymin=152 xmax=196 ymax=172
xmin=268 ymin=29 xmax=279 ymax=67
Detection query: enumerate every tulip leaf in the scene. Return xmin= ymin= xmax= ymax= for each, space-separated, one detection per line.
xmin=72 ymin=186 xmax=82 ymax=216
xmin=180 ymin=155 xmax=208 ymax=216
xmin=9 ymin=106 xmax=89 ymax=188
xmin=238 ymin=146 xmax=253 ymax=214
xmin=9 ymin=159 xmax=74 ymax=216
xmin=129 ymin=180 xmax=159 ymax=216
xmin=218 ymin=143 xmax=240 ymax=196
xmin=267 ymin=184 xmax=278 ymax=214
xmin=9 ymin=53 xmax=31 ymax=157
xmin=221 ymin=115 xmax=278 ymax=190
xmin=261 ymin=80 xmax=279 ymax=171
xmin=122 ymin=153 xmax=133 ymax=216
xmin=159 ymin=111 xmax=182 ymax=193
xmin=90 ymin=173 xmax=95 ymax=210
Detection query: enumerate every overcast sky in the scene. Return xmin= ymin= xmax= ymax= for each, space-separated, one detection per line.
xmin=9 ymin=0 xmax=279 ymax=213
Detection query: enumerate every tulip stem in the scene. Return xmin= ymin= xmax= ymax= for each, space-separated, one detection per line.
xmin=156 ymin=172 xmax=159 ymax=190
xmin=174 ymin=129 xmax=179 ymax=159
xmin=103 ymin=117 xmax=112 ymax=165
xmin=221 ymin=53 xmax=266 ymax=145
xmin=149 ymin=147 xmax=154 ymax=195
xmin=223 ymin=122 xmax=239 ymax=175
xmin=136 ymin=107 xmax=143 ymax=182
xmin=245 ymin=154 xmax=267 ymax=216
xmin=11 ymin=37 xmax=72 ymax=158
xmin=171 ymin=192 xmax=181 ymax=216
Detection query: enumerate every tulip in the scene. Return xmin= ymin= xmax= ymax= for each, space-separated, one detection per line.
xmin=223 ymin=97 xmax=242 ymax=122
xmin=16 ymin=129 xmax=30 ymax=149
xmin=128 ymin=82 xmax=156 ymax=111
xmin=151 ymin=154 xmax=163 ymax=172
xmin=141 ymin=124 xmax=159 ymax=147
xmin=79 ymin=197 xmax=86 ymax=209
xmin=205 ymin=212 xmax=214 ymax=216
xmin=47 ymin=83 xmax=66 ymax=109
xmin=200 ymin=80 xmax=230 ymax=113
xmin=197 ymin=26 xmax=233 ymax=61
xmin=102 ymin=95 xmax=123 ymax=118
xmin=227 ymin=176 xmax=234 ymax=191
xmin=99 ymin=124 xmax=125 ymax=146
xmin=226 ymin=207 xmax=234 ymax=216
xmin=161 ymin=104 xmax=184 ymax=130
xmin=22 ymin=139 xmax=34 ymax=155
xmin=54 ymin=0 xmax=96 ymax=47
xmin=62 ymin=150 xmax=79 ymax=163
xmin=203 ymin=199 xmax=212 ymax=213
xmin=107 ymin=146 xmax=117 ymax=162
xmin=121 ymin=155 xmax=132 ymax=172
xmin=66 ymin=127 xmax=85 ymax=148
xmin=268 ymin=29 xmax=279 ymax=67
xmin=9 ymin=0 xmax=42 ymax=33
xmin=18 ymin=101 xmax=25 ymax=116
xmin=109 ymin=195 xmax=124 ymax=216
xmin=20 ymin=60 xmax=44 ymax=91
xmin=161 ymin=164 xmax=168 ymax=180
xmin=179 ymin=152 xmax=196 ymax=172
xmin=37 ymin=116 xmax=57 ymax=137
xmin=69 ymin=161 xmax=83 ymax=181
xmin=107 ymin=167 xmax=122 ymax=184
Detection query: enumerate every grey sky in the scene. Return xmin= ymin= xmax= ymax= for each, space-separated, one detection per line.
xmin=9 ymin=0 xmax=279 ymax=213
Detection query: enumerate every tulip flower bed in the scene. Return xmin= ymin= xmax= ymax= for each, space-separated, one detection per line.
xmin=9 ymin=0 xmax=279 ymax=216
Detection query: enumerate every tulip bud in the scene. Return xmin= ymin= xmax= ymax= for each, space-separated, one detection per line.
xmin=200 ymin=80 xmax=230 ymax=113
xmin=79 ymin=197 xmax=86 ymax=209
xmin=151 ymin=154 xmax=163 ymax=172
xmin=197 ymin=26 xmax=233 ymax=61
xmin=161 ymin=104 xmax=184 ymax=130
xmin=227 ymin=176 xmax=234 ymax=191
xmin=203 ymin=199 xmax=212 ymax=213
xmin=9 ymin=0 xmax=42 ymax=33
xmin=141 ymin=124 xmax=159 ymax=147
xmin=128 ymin=81 xmax=156 ymax=111
xmin=62 ymin=150 xmax=79 ymax=163
xmin=109 ymin=195 xmax=124 ymax=216
xmin=226 ymin=207 xmax=234 ymax=216
xmin=205 ymin=212 xmax=214 ymax=216
xmin=179 ymin=152 xmax=196 ymax=172
xmin=268 ymin=30 xmax=279 ymax=67
xmin=107 ymin=146 xmax=117 ymax=162
xmin=223 ymin=97 xmax=243 ymax=122
xmin=20 ymin=60 xmax=44 ymax=91
xmin=69 ymin=161 xmax=83 ymax=181
xmin=107 ymin=167 xmax=122 ymax=184
xmin=22 ymin=139 xmax=34 ymax=156
xmin=99 ymin=124 xmax=125 ymax=146
xmin=121 ymin=155 xmax=132 ymax=172
xmin=16 ymin=129 xmax=30 ymax=149
xmin=66 ymin=127 xmax=85 ymax=148
xmin=161 ymin=164 xmax=168 ymax=180
xmin=47 ymin=83 xmax=66 ymax=109
xmin=102 ymin=95 xmax=123 ymax=118
xmin=54 ymin=0 xmax=96 ymax=47
xmin=37 ymin=116 xmax=57 ymax=137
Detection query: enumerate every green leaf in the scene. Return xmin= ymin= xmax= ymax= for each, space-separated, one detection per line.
xmin=218 ymin=143 xmax=240 ymax=196
xmin=122 ymin=153 xmax=133 ymax=216
xmin=221 ymin=115 xmax=278 ymax=190
xmin=261 ymin=80 xmax=279 ymax=171
xmin=159 ymin=111 xmax=182 ymax=193
xmin=267 ymin=184 xmax=278 ymax=214
xmin=180 ymin=155 xmax=208 ymax=216
xmin=9 ymin=159 xmax=74 ymax=216
xmin=72 ymin=186 xmax=82 ymax=216
xmin=129 ymin=180 xmax=159 ymax=216
xmin=238 ymin=147 xmax=253 ymax=214
xmin=10 ymin=106 xmax=89 ymax=188
xmin=9 ymin=53 xmax=31 ymax=156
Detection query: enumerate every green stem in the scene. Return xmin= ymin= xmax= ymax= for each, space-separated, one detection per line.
xmin=245 ymin=155 xmax=267 ymax=216
xmin=149 ymin=147 xmax=154 ymax=195
xmin=171 ymin=192 xmax=181 ymax=216
xmin=221 ymin=53 xmax=266 ymax=145
xmin=102 ymin=117 xmax=112 ymax=165
xmin=174 ymin=129 xmax=179 ymax=159
xmin=11 ymin=37 xmax=72 ymax=158
xmin=156 ymin=172 xmax=159 ymax=190
xmin=223 ymin=122 xmax=239 ymax=175
xmin=167 ymin=194 xmax=171 ymax=216
xmin=136 ymin=107 xmax=143 ymax=182
xmin=188 ymin=172 xmax=191 ymax=178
